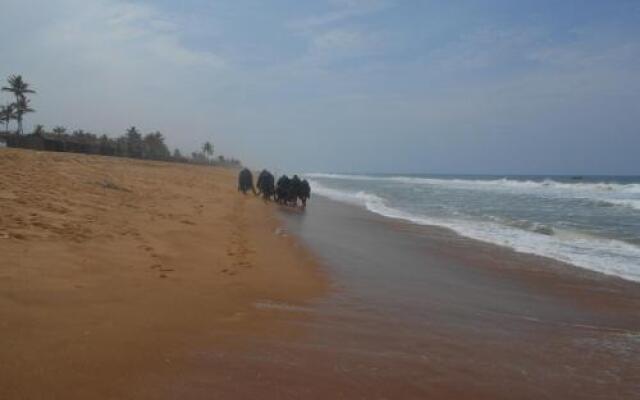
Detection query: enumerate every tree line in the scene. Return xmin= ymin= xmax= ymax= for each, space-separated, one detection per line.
xmin=0 ymin=74 xmax=241 ymax=167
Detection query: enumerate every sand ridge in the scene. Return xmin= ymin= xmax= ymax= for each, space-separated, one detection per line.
xmin=0 ymin=148 xmax=326 ymax=399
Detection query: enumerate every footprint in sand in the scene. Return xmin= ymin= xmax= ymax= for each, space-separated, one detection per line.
xmin=138 ymin=244 xmax=159 ymax=259
xmin=220 ymin=268 xmax=238 ymax=276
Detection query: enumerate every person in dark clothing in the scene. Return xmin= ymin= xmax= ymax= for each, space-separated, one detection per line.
xmin=256 ymin=169 xmax=275 ymax=200
xmin=276 ymin=175 xmax=290 ymax=204
xmin=237 ymin=168 xmax=256 ymax=194
xmin=299 ymin=179 xmax=311 ymax=208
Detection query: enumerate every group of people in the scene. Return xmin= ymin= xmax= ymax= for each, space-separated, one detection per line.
xmin=238 ymin=168 xmax=311 ymax=208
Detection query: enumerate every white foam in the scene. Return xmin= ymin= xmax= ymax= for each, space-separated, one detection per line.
xmin=309 ymin=180 xmax=640 ymax=283
xmin=305 ymin=174 xmax=640 ymax=211
xmin=605 ymin=199 xmax=640 ymax=211
xmin=308 ymin=181 xmax=385 ymax=207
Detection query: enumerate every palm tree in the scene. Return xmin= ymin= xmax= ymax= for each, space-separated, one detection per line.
xmin=12 ymin=97 xmax=35 ymax=135
xmin=52 ymin=126 xmax=67 ymax=135
xmin=0 ymin=104 xmax=16 ymax=132
xmin=32 ymin=124 xmax=45 ymax=136
xmin=2 ymin=75 xmax=35 ymax=99
xmin=202 ymin=141 xmax=214 ymax=159
xmin=2 ymin=75 xmax=36 ymax=135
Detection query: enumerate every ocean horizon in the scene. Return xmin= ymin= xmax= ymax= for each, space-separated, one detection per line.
xmin=304 ymin=173 xmax=640 ymax=283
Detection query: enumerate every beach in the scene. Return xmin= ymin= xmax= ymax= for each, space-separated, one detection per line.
xmin=0 ymin=149 xmax=325 ymax=399
xmin=1 ymin=148 xmax=639 ymax=399
xmin=276 ymin=196 xmax=640 ymax=399
xmin=167 ymin=197 xmax=639 ymax=399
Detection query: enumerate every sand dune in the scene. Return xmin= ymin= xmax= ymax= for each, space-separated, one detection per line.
xmin=0 ymin=148 xmax=325 ymax=399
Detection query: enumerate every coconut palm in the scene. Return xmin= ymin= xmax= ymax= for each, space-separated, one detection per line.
xmin=32 ymin=124 xmax=45 ymax=136
xmin=2 ymin=75 xmax=35 ymax=99
xmin=12 ymin=97 xmax=35 ymax=135
xmin=52 ymin=126 xmax=67 ymax=135
xmin=2 ymin=75 xmax=36 ymax=135
xmin=202 ymin=141 xmax=214 ymax=159
xmin=0 ymin=104 xmax=16 ymax=132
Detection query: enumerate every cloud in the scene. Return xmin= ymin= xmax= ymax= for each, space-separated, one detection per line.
xmin=0 ymin=0 xmax=229 ymax=153
xmin=42 ymin=0 xmax=225 ymax=69
xmin=1 ymin=0 xmax=638 ymax=173
xmin=288 ymin=0 xmax=392 ymax=32
xmin=284 ymin=0 xmax=391 ymax=72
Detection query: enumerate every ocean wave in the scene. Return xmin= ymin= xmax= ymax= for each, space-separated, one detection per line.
xmin=305 ymin=173 xmax=640 ymax=211
xmin=309 ymin=180 xmax=640 ymax=283
xmin=603 ymin=199 xmax=640 ymax=211
xmin=306 ymin=181 xmax=386 ymax=207
xmin=305 ymin=173 xmax=640 ymax=194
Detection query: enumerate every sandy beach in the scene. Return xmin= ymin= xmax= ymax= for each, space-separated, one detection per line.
xmin=2 ymin=1 xmax=639 ymax=397
xmin=0 ymin=148 xmax=325 ymax=399
xmin=1 ymin=148 xmax=639 ymax=399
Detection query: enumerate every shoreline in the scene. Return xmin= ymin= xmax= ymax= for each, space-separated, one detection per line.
xmin=2 ymin=148 xmax=639 ymax=399
xmin=144 ymin=195 xmax=640 ymax=399
xmin=308 ymin=175 xmax=640 ymax=283
xmin=274 ymin=196 xmax=640 ymax=399
xmin=0 ymin=149 xmax=327 ymax=399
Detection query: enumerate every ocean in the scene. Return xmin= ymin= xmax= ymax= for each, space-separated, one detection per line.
xmin=304 ymin=173 xmax=640 ymax=283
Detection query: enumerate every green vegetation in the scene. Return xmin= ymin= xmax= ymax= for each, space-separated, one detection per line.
xmin=202 ymin=141 xmax=214 ymax=159
xmin=2 ymin=75 xmax=36 ymax=135
xmin=0 ymin=74 xmax=241 ymax=167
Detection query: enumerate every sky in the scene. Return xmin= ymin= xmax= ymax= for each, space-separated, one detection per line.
xmin=1 ymin=0 xmax=639 ymax=174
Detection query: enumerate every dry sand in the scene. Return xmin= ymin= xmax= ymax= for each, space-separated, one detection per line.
xmin=0 ymin=148 xmax=325 ymax=399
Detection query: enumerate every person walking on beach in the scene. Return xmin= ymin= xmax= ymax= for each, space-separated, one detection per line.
xmin=238 ymin=168 xmax=256 ymax=194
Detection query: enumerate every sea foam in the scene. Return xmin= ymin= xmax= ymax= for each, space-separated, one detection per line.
xmin=309 ymin=180 xmax=640 ymax=283
xmin=305 ymin=173 xmax=640 ymax=210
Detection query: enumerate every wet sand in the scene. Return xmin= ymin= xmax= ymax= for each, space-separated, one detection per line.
xmin=282 ymin=197 xmax=640 ymax=398
xmin=167 ymin=197 xmax=640 ymax=399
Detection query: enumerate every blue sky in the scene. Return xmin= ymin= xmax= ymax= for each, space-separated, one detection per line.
xmin=1 ymin=0 xmax=639 ymax=174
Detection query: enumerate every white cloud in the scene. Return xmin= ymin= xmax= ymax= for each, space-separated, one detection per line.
xmin=1 ymin=1 xmax=638 ymax=172
xmin=285 ymin=0 xmax=391 ymax=71
xmin=288 ymin=0 xmax=392 ymax=32
xmin=43 ymin=0 xmax=225 ymax=69
xmin=0 ymin=0 xmax=229 ymax=153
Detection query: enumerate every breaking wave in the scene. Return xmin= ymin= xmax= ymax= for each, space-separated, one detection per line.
xmin=305 ymin=173 xmax=640 ymax=210
xmin=309 ymin=180 xmax=640 ymax=283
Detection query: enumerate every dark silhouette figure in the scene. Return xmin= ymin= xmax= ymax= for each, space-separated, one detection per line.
xmin=288 ymin=175 xmax=302 ymax=206
xmin=273 ymin=174 xmax=311 ymax=208
xmin=276 ymin=175 xmax=290 ymax=204
xmin=238 ymin=168 xmax=256 ymax=194
xmin=299 ymin=179 xmax=311 ymax=208
xmin=256 ymin=169 xmax=275 ymax=201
